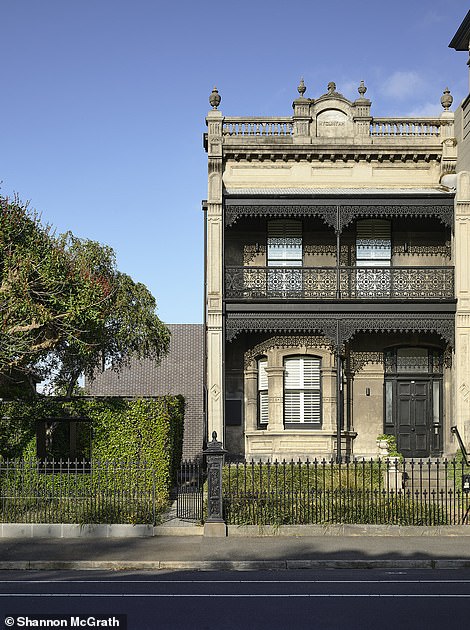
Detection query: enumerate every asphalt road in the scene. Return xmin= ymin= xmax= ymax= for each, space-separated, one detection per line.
xmin=1 ymin=569 xmax=470 ymax=630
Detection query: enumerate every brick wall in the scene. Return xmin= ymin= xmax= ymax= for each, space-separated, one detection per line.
xmin=85 ymin=324 xmax=204 ymax=459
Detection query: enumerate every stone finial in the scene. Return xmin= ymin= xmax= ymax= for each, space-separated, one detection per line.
xmin=358 ymin=80 xmax=367 ymax=98
xmin=441 ymin=87 xmax=453 ymax=111
xmin=327 ymin=81 xmax=336 ymax=94
xmin=209 ymin=86 xmax=221 ymax=109
xmin=297 ymin=77 xmax=306 ymax=97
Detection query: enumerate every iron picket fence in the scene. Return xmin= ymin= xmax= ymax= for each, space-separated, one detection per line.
xmin=223 ymin=458 xmax=470 ymax=526
xmin=0 ymin=459 xmax=161 ymax=525
xmin=176 ymin=459 xmax=205 ymax=522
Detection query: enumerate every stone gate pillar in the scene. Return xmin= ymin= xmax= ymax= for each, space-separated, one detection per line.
xmin=204 ymin=431 xmax=227 ymax=537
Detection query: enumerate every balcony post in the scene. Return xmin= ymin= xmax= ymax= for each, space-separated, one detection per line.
xmin=336 ymin=206 xmax=341 ymax=299
xmin=336 ymin=322 xmax=344 ymax=463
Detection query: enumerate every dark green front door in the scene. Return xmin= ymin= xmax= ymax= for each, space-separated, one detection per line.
xmin=396 ymin=380 xmax=430 ymax=458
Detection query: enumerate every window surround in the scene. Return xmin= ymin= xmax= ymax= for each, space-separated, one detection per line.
xmin=244 ymin=344 xmax=335 ymax=435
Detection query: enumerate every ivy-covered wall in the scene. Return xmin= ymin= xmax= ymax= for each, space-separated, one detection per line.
xmin=0 ymin=396 xmax=185 ymax=497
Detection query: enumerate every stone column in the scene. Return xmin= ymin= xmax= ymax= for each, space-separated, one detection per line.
xmin=321 ymin=365 xmax=337 ymax=433
xmin=454 ymin=171 xmax=470 ymax=449
xmin=206 ymin=97 xmax=224 ymax=444
xmin=244 ymin=364 xmax=258 ymax=433
xmin=266 ymin=366 xmax=285 ymax=432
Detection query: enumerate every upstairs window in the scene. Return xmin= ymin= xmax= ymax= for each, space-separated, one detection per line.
xmin=356 ymin=219 xmax=391 ymax=267
xmin=284 ymin=356 xmax=321 ymax=426
xmin=267 ymin=220 xmax=302 ymax=267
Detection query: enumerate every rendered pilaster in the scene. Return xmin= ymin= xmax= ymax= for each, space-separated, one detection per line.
xmin=206 ymin=105 xmax=224 ymax=443
xmin=454 ymin=171 xmax=470 ymax=448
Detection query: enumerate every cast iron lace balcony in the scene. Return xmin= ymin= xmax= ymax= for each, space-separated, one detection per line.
xmin=225 ymin=266 xmax=455 ymax=300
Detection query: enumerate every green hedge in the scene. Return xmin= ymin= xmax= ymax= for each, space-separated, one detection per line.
xmin=0 ymin=396 xmax=185 ymax=523
xmin=223 ymin=460 xmax=383 ymax=495
xmin=222 ymin=461 xmax=464 ymax=526
xmin=223 ymin=491 xmax=450 ymax=526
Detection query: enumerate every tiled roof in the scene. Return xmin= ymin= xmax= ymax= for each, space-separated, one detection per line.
xmin=85 ymin=324 xmax=204 ymax=459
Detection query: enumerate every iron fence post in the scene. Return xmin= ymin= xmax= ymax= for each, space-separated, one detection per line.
xmin=203 ymin=431 xmax=227 ymax=537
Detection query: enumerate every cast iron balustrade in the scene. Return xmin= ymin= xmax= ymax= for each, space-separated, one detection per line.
xmin=225 ymin=266 xmax=454 ymax=300
xmin=223 ymin=458 xmax=470 ymax=526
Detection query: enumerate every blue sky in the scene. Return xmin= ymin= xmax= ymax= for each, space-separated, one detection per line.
xmin=1 ymin=0 xmax=469 ymax=323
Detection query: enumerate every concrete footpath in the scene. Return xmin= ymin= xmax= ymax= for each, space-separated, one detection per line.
xmin=2 ymin=527 xmax=470 ymax=570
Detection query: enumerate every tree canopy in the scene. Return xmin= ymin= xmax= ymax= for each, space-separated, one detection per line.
xmin=0 ymin=195 xmax=170 ymax=397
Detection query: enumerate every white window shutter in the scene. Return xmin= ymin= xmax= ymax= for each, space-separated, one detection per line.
xmin=259 ymin=391 xmax=269 ymax=424
xmin=258 ymin=359 xmax=268 ymax=390
xmin=284 ymin=392 xmax=301 ymax=423
xmin=356 ymin=219 xmax=391 ymax=265
xmin=303 ymin=357 xmax=321 ymax=388
xmin=258 ymin=359 xmax=269 ymax=424
xmin=267 ymin=220 xmax=302 ymax=267
xmin=284 ymin=358 xmax=301 ymax=389
xmin=284 ymin=357 xmax=321 ymax=424
xmin=303 ymin=391 xmax=321 ymax=424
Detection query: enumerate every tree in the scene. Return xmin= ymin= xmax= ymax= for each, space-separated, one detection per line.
xmin=0 ymin=195 xmax=170 ymax=397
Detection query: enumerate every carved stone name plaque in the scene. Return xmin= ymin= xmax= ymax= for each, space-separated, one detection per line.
xmin=316 ymin=109 xmax=349 ymax=138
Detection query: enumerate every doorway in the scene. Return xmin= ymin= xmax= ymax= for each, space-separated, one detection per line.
xmin=384 ymin=348 xmax=443 ymax=458
xmin=396 ymin=379 xmax=430 ymax=458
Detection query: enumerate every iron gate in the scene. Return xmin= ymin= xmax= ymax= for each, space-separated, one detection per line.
xmin=176 ymin=459 xmax=205 ymax=521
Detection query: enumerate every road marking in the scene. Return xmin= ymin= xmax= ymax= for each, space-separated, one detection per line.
xmin=1 ymin=593 xmax=470 ymax=598
xmin=2 ymin=579 xmax=470 ymax=585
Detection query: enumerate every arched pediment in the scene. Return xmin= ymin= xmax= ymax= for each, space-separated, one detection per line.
xmin=315 ymin=107 xmax=352 ymax=138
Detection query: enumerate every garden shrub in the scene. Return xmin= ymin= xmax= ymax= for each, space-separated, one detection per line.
xmin=0 ymin=396 xmax=184 ymax=524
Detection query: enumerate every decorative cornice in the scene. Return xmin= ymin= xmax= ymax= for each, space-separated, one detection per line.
xmin=223 ymin=150 xmax=443 ymax=164
xmin=339 ymin=204 xmax=453 ymax=230
xmin=338 ymin=314 xmax=455 ymax=348
xmin=225 ymin=204 xmax=337 ymax=229
xmin=226 ymin=313 xmax=339 ymax=345
xmin=349 ymin=351 xmax=384 ymax=374
xmin=244 ymin=335 xmax=333 ymax=368
xmin=225 ymin=203 xmax=453 ymax=231
xmin=226 ymin=312 xmax=455 ymax=348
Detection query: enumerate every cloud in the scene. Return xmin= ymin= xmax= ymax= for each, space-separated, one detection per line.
xmin=420 ymin=10 xmax=445 ymax=27
xmin=339 ymin=79 xmax=362 ymax=100
xmin=379 ymin=71 xmax=426 ymax=100
xmin=404 ymin=102 xmax=442 ymax=117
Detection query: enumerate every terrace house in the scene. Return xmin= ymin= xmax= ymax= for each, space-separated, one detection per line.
xmin=204 ymin=79 xmax=465 ymax=462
